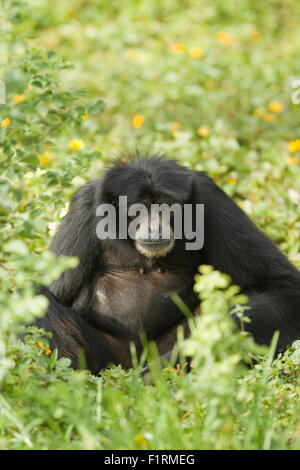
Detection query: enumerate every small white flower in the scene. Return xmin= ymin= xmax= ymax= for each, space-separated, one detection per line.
xmin=59 ymin=203 xmax=70 ymax=218
xmin=288 ymin=188 xmax=300 ymax=204
xmin=48 ymin=221 xmax=58 ymax=237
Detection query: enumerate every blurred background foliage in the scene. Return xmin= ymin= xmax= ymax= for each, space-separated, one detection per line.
xmin=1 ymin=0 xmax=300 ymax=450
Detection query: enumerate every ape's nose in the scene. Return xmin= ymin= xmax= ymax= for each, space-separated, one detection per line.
xmin=139 ymin=222 xmax=171 ymax=243
xmin=148 ymin=222 xmax=164 ymax=240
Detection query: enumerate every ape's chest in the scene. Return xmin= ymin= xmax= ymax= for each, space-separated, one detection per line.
xmin=92 ymin=268 xmax=196 ymax=337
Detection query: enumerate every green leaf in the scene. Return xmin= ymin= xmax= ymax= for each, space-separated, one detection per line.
xmin=87 ymin=99 xmax=106 ymax=115
xmin=3 ymin=239 xmax=29 ymax=256
xmin=47 ymin=51 xmax=57 ymax=59
xmin=22 ymin=155 xmax=39 ymax=165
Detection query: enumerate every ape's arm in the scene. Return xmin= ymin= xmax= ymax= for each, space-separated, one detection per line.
xmin=193 ymin=172 xmax=300 ymax=349
xmin=193 ymin=172 xmax=296 ymax=287
xmin=49 ymin=180 xmax=104 ymax=305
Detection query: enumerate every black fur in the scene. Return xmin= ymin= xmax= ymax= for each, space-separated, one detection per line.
xmin=35 ymin=154 xmax=300 ymax=373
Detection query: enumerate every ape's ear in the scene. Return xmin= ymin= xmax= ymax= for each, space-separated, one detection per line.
xmin=191 ymin=171 xmax=278 ymax=287
xmin=49 ymin=180 xmax=104 ymax=305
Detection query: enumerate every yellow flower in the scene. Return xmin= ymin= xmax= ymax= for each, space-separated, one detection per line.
xmin=68 ymin=139 xmax=85 ymax=151
xmin=170 ymin=121 xmax=181 ymax=132
xmin=217 ymin=32 xmax=233 ymax=46
xmin=228 ymin=177 xmax=237 ymax=185
xmin=132 ymin=114 xmax=145 ymax=129
xmin=268 ymin=101 xmax=283 ymax=113
xmin=1 ymin=117 xmax=11 ymax=128
xmin=170 ymin=121 xmax=181 ymax=138
xmin=250 ymin=31 xmax=261 ymax=42
xmin=80 ymin=113 xmax=89 ymax=120
xmin=263 ymin=113 xmax=275 ymax=122
xmin=169 ymin=43 xmax=185 ymax=54
xmin=288 ymin=157 xmax=298 ymax=165
xmin=125 ymin=49 xmax=138 ymax=60
xmin=37 ymin=341 xmax=51 ymax=355
xmin=37 ymin=151 xmax=53 ymax=166
xmin=198 ymin=126 xmax=209 ymax=137
xmin=134 ymin=433 xmax=147 ymax=447
xmin=188 ymin=46 xmax=203 ymax=58
xmin=13 ymin=94 xmax=25 ymax=104
xmin=288 ymin=140 xmax=300 ymax=153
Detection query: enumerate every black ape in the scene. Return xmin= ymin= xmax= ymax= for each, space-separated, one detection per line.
xmin=36 ymin=154 xmax=300 ymax=374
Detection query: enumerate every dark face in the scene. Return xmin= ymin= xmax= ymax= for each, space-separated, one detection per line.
xmin=101 ymin=157 xmax=193 ymax=259
xmin=131 ymin=201 xmax=176 ymax=258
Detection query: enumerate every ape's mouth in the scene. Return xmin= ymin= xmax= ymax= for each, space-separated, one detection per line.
xmin=135 ymin=238 xmax=175 ymax=258
xmin=138 ymin=239 xmax=171 ymax=246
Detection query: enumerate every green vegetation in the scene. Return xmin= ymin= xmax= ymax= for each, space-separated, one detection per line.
xmin=1 ymin=0 xmax=300 ymax=450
